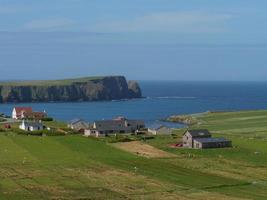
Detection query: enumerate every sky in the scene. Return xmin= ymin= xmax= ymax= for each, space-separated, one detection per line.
xmin=1 ymin=0 xmax=267 ymax=81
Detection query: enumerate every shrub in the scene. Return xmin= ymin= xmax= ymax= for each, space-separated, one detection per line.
xmin=107 ymin=135 xmax=135 ymax=143
xmin=0 ymin=128 xmax=6 ymax=132
xmin=0 ymin=118 xmax=7 ymax=122
xmin=42 ymin=117 xmax=54 ymax=122
xmin=14 ymin=128 xmax=65 ymax=136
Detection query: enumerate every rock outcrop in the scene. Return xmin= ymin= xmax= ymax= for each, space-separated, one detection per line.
xmin=0 ymin=76 xmax=142 ymax=103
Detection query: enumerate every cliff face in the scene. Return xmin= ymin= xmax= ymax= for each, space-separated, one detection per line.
xmin=0 ymin=76 xmax=142 ymax=103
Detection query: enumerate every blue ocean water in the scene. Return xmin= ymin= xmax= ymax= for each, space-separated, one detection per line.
xmin=1 ymin=81 xmax=267 ymax=127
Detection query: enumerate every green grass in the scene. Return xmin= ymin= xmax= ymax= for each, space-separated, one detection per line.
xmin=0 ymin=76 xmax=111 ymax=86
xmin=1 ymin=110 xmax=267 ymax=199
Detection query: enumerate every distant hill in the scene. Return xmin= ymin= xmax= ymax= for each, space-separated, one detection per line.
xmin=0 ymin=76 xmax=142 ymax=103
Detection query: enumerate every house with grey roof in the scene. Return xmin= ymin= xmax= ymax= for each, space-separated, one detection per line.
xmin=84 ymin=117 xmax=145 ymax=137
xmin=183 ymin=129 xmax=231 ymax=149
xmin=19 ymin=120 xmax=44 ymax=132
xmin=68 ymin=119 xmax=90 ymax=132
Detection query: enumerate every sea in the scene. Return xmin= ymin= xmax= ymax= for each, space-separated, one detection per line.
xmin=1 ymin=81 xmax=267 ymax=128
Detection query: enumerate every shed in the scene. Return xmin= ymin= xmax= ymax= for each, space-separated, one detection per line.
xmin=148 ymin=125 xmax=172 ymax=135
xmin=193 ymin=137 xmax=232 ymax=149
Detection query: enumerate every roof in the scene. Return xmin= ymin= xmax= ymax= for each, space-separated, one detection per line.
xmin=94 ymin=120 xmax=126 ymax=131
xmin=14 ymin=107 xmax=33 ymax=114
xmin=194 ymin=137 xmax=230 ymax=143
xmin=94 ymin=119 xmax=144 ymax=131
xmin=149 ymin=125 xmax=170 ymax=131
xmin=24 ymin=112 xmax=47 ymax=118
xmin=69 ymin=118 xmax=83 ymax=125
xmin=185 ymin=129 xmax=211 ymax=137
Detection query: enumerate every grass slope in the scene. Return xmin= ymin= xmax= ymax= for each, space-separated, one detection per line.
xmin=0 ymin=110 xmax=267 ymax=199
xmin=147 ymin=110 xmax=267 ymax=199
xmin=0 ymin=76 xmax=109 ymax=86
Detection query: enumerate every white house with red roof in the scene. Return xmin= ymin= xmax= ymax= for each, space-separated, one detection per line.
xmin=12 ymin=107 xmax=33 ymax=119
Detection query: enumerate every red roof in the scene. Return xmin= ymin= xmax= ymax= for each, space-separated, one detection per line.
xmin=14 ymin=107 xmax=33 ymax=114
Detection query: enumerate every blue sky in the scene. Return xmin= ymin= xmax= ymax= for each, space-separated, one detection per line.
xmin=1 ymin=0 xmax=267 ymax=81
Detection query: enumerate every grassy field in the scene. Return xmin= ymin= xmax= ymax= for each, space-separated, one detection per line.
xmin=0 ymin=110 xmax=267 ymax=199
xmin=0 ymin=76 xmax=108 ymax=86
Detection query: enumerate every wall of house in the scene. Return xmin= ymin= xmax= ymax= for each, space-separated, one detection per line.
xmin=183 ymin=132 xmax=193 ymax=148
xmin=194 ymin=141 xmax=232 ymax=149
xmin=193 ymin=141 xmax=203 ymax=149
xmin=12 ymin=109 xmax=17 ymax=119
xmin=30 ymin=126 xmax=43 ymax=131
xmin=85 ymin=129 xmax=100 ymax=137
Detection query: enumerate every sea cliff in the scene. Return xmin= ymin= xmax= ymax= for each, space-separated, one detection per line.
xmin=0 ymin=76 xmax=142 ymax=103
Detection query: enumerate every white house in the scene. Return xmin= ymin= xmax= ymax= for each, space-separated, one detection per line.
xmin=12 ymin=107 xmax=33 ymax=119
xmin=19 ymin=120 xmax=44 ymax=132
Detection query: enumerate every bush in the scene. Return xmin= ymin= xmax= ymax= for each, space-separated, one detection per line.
xmin=0 ymin=128 xmax=6 ymax=132
xmin=0 ymin=118 xmax=7 ymax=122
xmin=14 ymin=128 xmax=65 ymax=136
xmin=42 ymin=117 xmax=54 ymax=122
xmin=107 ymin=135 xmax=135 ymax=143
xmin=139 ymin=135 xmax=155 ymax=141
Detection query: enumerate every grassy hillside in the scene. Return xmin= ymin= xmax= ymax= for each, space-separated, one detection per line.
xmin=0 ymin=110 xmax=267 ymax=199
xmin=0 ymin=76 xmax=107 ymax=86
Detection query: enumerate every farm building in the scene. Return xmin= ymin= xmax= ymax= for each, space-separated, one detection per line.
xmin=193 ymin=138 xmax=232 ymax=149
xmin=85 ymin=116 xmax=145 ymax=137
xmin=68 ymin=119 xmax=90 ymax=132
xmin=183 ymin=129 xmax=231 ymax=149
xmin=148 ymin=125 xmax=172 ymax=135
xmin=19 ymin=120 xmax=44 ymax=132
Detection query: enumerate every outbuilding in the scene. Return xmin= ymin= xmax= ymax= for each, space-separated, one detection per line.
xmin=148 ymin=125 xmax=172 ymax=135
xmin=193 ymin=137 xmax=232 ymax=149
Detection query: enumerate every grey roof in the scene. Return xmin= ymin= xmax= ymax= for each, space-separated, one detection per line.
xmin=94 ymin=119 xmax=144 ymax=131
xmin=74 ymin=121 xmax=90 ymax=129
xmin=149 ymin=125 xmax=170 ymax=131
xmin=69 ymin=118 xmax=83 ymax=125
xmin=185 ymin=129 xmax=211 ymax=137
xmin=24 ymin=121 xmax=43 ymax=127
xmin=194 ymin=137 xmax=230 ymax=143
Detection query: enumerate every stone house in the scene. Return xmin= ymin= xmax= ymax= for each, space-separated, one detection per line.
xmin=183 ymin=129 xmax=231 ymax=149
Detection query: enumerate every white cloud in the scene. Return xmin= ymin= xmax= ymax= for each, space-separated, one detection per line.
xmin=24 ymin=19 xmax=75 ymax=31
xmin=91 ymin=11 xmax=234 ymax=33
